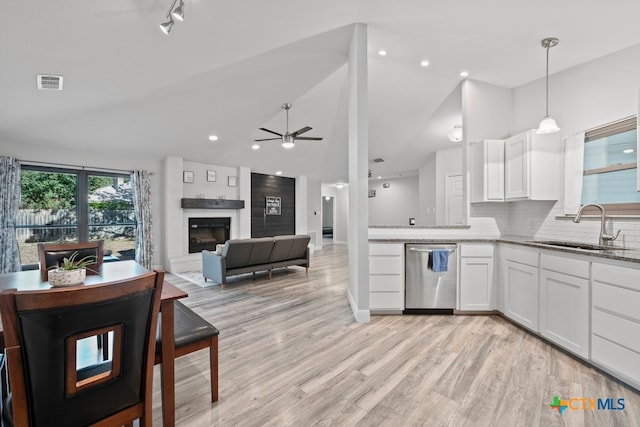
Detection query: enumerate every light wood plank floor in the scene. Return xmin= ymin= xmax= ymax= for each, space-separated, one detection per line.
xmin=153 ymin=243 xmax=640 ymax=426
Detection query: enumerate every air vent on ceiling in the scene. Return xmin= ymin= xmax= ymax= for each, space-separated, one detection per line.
xmin=369 ymin=157 xmax=384 ymax=163
xmin=37 ymin=74 xmax=64 ymax=90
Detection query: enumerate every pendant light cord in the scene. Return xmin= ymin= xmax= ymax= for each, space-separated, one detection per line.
xmin=545 ymin=44 xmax=550 ymax=117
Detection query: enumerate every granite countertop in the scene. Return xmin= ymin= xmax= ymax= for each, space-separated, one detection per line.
xmin=369 ymin=235 xmax=640 ymax=264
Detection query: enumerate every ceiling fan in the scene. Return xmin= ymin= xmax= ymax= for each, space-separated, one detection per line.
xmin=255 ymin=103 xmax=323 ymax=149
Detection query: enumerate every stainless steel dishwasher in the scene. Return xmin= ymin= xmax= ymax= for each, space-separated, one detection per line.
xmin=405 ymin=244 xmax=457 ymax=314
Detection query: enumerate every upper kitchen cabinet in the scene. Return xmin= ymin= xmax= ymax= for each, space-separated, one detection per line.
xmin=470 ymin=139 xmax=504 ymax=203
xmin=504 ymin=130 xmax=561 ymax=201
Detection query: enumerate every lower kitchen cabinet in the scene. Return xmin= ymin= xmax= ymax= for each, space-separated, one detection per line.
xmin=459 ymin=244 xmax=494 ymax=311
xmin=369 ymin=243 xmax=404 ymax=312
xmin=591 ymin=262 xmax=640 ymax=389
xmin=539 ymin=266 xmax=589 ymax=358
xmin=503 ymin=249 xmax=539 ymax=332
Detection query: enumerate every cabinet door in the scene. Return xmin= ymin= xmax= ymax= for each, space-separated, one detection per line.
xmin=539 ymin=269 xmax=589 ymax=358
xmin=504 ymin=132 xmax=530 ymax=200
xmin=459 ymin=258 xmax=494 ymax=311
xmin=504 ymin=260 xmax=538 ymax=331
xmin=485 ymin=140 xmax=505 ymax=201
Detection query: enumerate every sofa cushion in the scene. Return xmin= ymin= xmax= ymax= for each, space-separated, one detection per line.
xmin=223 ymin=239 xmax=254 ymax=269
xmin=269 ymin=236 xmax=294 ymax=263
xmin=246 ymin=238 xmax=275 ymax=266
xmin=289 ymin=235 xmax=310 ymax=260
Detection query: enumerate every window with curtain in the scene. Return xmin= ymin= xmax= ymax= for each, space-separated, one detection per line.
xmin=16 ymin=165 xmax=136 ymax=266
xmin=581 ymin=117 xmax=640 ymax=214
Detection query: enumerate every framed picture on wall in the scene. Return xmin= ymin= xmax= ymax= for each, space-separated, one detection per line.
xmin=183 ymin=171 xmax=194 ymax=183
xmin=207 ymin=170 xmax=216 ymax=182
xmin=266 ymin=196 xmax=281 ymax=215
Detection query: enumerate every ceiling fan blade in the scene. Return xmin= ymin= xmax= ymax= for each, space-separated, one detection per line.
xmin=295 ymin=137 xmax=323 ymax=141
xmin=259 ymin=127 xmax=282 ymax=137
xmin=291 ymin=126 xmax=312 ymax=137
xmin=254 ymin=137 xmax=281 ymax=142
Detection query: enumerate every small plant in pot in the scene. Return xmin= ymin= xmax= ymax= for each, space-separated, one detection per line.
xmin=47 ymin=252 xmax=97 ymax=287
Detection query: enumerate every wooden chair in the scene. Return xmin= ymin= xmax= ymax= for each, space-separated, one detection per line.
xmin=0 ymin=270 xmax=164 ymax=427
xmin=37 ymin=240 xmax=108 ymax=359
xmin=155 ymin=301 xmax=219 ymax=402
xmin=37 ymin=240 xmax=105 ymax=281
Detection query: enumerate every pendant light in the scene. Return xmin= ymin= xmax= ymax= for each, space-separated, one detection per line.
xmin=536 ymin=37 xmax=560 ymax=134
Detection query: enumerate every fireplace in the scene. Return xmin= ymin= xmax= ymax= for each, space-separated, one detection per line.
xmin=188 ymin=217 xmax=230 ymax=254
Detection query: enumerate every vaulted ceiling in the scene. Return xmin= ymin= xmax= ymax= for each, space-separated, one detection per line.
xmin=2 ymin=0 xmax=640 ymax=182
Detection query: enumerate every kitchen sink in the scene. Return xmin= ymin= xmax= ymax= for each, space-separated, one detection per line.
xmin=528 ymin=240 xmax=630 ymax=251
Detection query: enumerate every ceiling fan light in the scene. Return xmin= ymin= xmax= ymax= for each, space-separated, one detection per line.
xmin=282 ymin=141 xmax=295 ymax=149
xmin=172 ymin=0 xmax=185 ymax=21
xmin=536 ymin=116 xmax=560 ymax=134
xmin=159 ymin=17 xmax=174 ymax=34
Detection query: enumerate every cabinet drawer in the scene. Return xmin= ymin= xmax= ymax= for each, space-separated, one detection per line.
xmin=369 ymin=257 xmax=403 ymax=275
xmin=460 ymin=244 xmax=493 ymax=257
xmin=504 ymin=246 xmax=539 ymax=267
xmin=370 ymin=243 xmax=404 ymax=256
xmin=592 ymin=309 xmax=640 ymax=354
xmin=541 ymin=254 xmax=589 ymax=278
xmin=369 ymin=275 xmax=403 ymax=292
xmin=592 ymin=282 xmax=640 ymax=323
xmin=370 ymin=292 xmax=404 ymax=310
xmin=591 ymin=335 xmax=640 ymax=387
xmin=592 ymin=263 xmax=640 ymax=292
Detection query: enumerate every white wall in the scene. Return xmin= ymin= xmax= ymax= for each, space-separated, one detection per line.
xmin=435 ymin=147 xmax=463 ymax=225
xmin=306 ymin=177 xmax=323 ymax=249
xmin=418 ymin=153 xmax=436 ymax=225
xmin=369 ymin=175 xmax=419 ymax=226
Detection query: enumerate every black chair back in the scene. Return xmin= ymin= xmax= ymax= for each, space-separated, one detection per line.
xmin=0 ymin=270 xmax=163 ymax=427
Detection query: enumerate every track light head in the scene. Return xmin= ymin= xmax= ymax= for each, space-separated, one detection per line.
xmin=159 ymin=16 xmax=174 ymax=35
xmin=172 ymin=0 xmax=185 ymax=21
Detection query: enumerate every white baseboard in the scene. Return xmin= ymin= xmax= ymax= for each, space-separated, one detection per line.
xmin=347 ymin=288 xmax=370 ymax=323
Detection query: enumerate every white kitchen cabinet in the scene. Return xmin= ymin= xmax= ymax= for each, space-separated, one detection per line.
xmin=470 ymin=139 xmax=504 ymax=203
xmin=369 ymin=243 xmax=404 ymax=312
xmin=539 ymin=254 xmax=589 ymax=358
xmin=591 ymin=261 xmax=640 ymax=389
xmin=459 ymin=244 xmax=494 ymax=311
xmin=503 ymin=246 xmax=539 ymax=332
xmin=504 ymin=130 xmax=560 ymax=201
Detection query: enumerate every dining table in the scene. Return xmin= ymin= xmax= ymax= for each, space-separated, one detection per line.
xmin=0 ymin=260 xmax=187 ymax=427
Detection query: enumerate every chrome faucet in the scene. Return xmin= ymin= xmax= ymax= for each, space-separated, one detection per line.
xmin=573 ymin=203 xmax=621 ymax=246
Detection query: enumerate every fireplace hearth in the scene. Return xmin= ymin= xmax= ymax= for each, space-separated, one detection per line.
xmin=188 ymin=217 xmax=230 ymax=254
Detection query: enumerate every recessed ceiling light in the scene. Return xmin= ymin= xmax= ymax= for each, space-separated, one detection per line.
xmin=623 ymin=148 xmax=635 ymax=154
xmin=420 ymin=60 xmax=430 ymax=67
xmin=378 ymin=49 xmax=387 ymax=56
xmin=251 ymin=144 xmax=260 ymax=150
xmin=208 ymin=135 xmax=219 ymax=141
xmin=459 ymin=71 xmax=469 ymax=78
xmin=276 ymin=171 xmax=283 ymax=175
xmin=336 ymin=183 xmax=344 ymax=189
xmin=377 ymin=176 xmax=382 ymax=179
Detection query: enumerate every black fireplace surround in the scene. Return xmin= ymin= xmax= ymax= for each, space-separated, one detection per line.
xmin=188 ymin=217 xmax=230 ymax=254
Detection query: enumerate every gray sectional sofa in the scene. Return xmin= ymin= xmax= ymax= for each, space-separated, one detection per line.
xmin=202 ymin=235 xmax=310 ymax=288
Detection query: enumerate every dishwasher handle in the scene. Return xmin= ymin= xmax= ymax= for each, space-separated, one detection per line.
xmin=407 ymin=248 xmax=456 ymax=254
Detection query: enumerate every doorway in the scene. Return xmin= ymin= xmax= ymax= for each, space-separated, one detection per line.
xmin=322 ymin=196 xmax=334 ymax=244
xmin=445 ymin=173 xmax=464 ymax=225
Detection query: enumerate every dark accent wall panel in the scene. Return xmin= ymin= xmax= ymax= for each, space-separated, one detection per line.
xmin=251 ymin=173 xmax=295 ymax=237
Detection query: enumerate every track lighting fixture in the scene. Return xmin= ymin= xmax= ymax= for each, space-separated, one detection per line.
xmin=159 ymin=0 xmax=185 ymax=35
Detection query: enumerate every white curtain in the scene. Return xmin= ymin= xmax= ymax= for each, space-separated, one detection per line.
xmin=131 ymin=170 xmax=153 ymax=270
xmin=563 ymin=132 xmax=585 ymax=215
xmin=0 ymin=156 xmax=22 ymax=273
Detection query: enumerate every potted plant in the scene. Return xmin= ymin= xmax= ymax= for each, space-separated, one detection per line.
xmin=47 ymin=251 xmax=97 ymax=287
